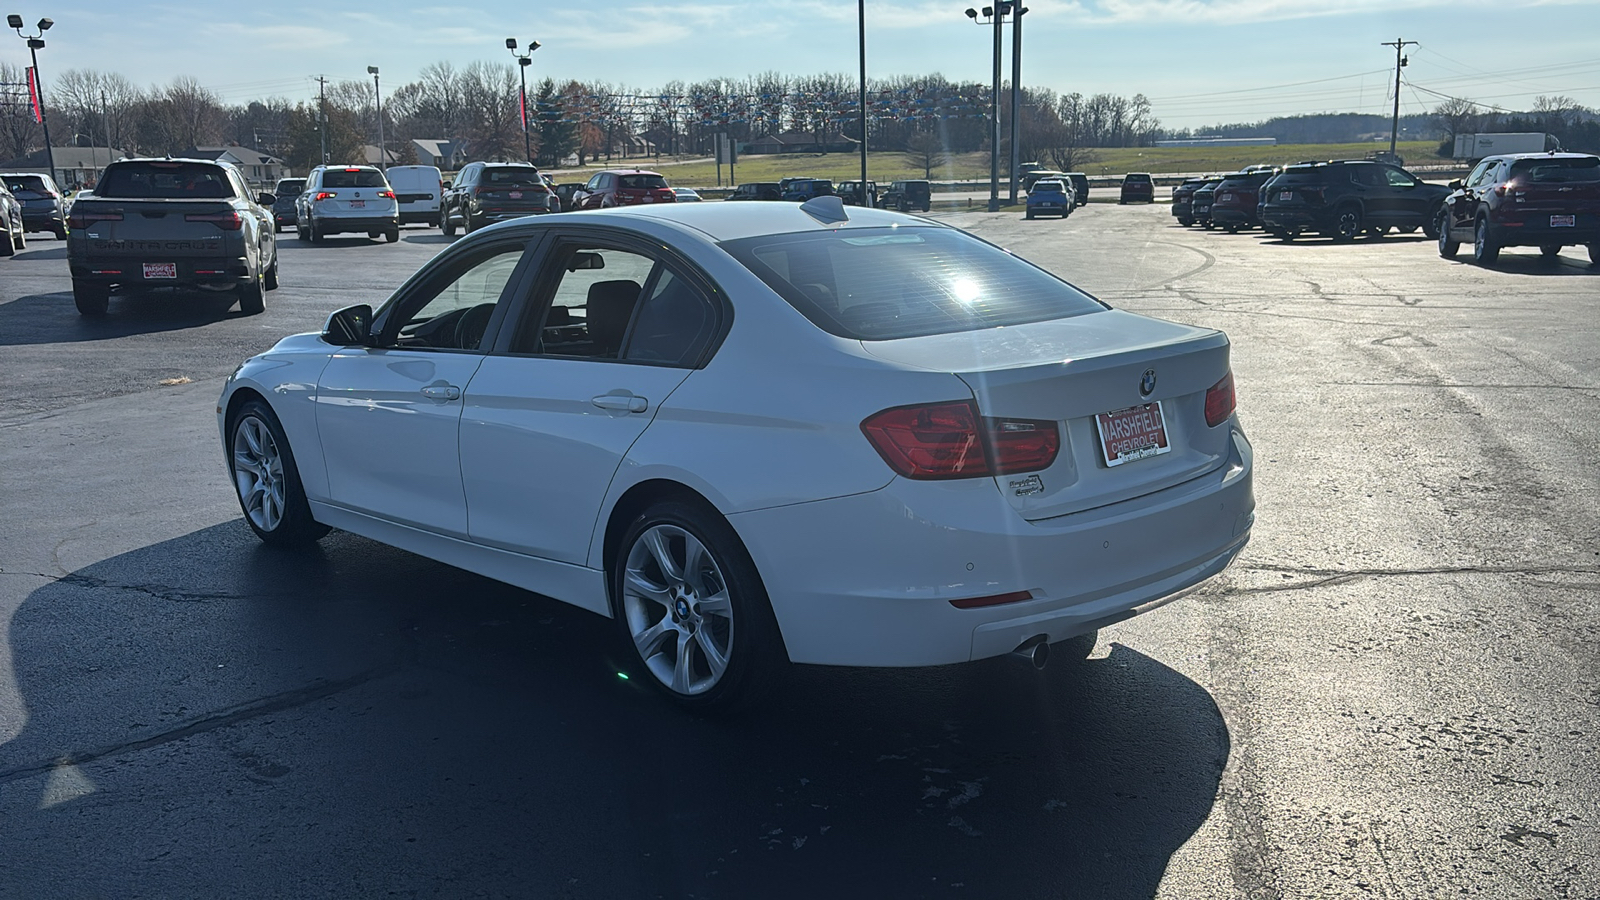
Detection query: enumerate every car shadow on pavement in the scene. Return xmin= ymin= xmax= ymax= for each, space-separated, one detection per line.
xmin=6 ymin=244 xmax=67 ymax=260
xmin=402 ymin=234 xmax=454 ymax=245
xmin=0 ymin=522 xmax=1229 ymax=899
xmin=1439 ymin=253 xmax=1600 ymax=275
xmin=0 ymin=290 xmax=250 ymax=346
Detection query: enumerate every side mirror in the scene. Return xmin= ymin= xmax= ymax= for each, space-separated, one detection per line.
xmin=442 ymin=179 xmax=452 ymax=189
xmin=322 ymin=304 xmax=375 ymax=346
xmin=257 ymin=192 xmax=276 ymax=205
xmin=1448 ymin=179 xmax=1463 ymax=190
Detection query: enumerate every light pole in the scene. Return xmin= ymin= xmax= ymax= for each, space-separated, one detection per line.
xmin=506 ymin=38 xmax=541 ymax=165
xmin=964 ymin=4 xmax=1009 ymax=212
xmin=1008 ymin=4 xmax=1027 ymax=205
xmin=7 ymin=14 xmax=56 ymax=188
xmin=367 ymin=66 xmax=384 ymax=170
xmin=857 ymin=0 xmax=868 ymax=205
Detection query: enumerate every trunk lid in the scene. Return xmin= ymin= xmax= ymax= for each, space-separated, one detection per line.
xmin=71 ymin=197 xmax=236 ymax=254
xmin=860 ymin=310 xmax=1235 ymax=519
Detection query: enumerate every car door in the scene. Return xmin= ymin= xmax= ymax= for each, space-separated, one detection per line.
xmin=314 ymin=238 xmax=535 ymax=536
xmin=459 ymin=234 xmax=725 ymax=566
xmin=1450 ymin=159 xmax=1497 ymax=236
xmin=1379 ymin=165 xmax=1430 ymax=225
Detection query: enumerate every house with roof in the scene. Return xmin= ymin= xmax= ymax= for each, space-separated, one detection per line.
xmin=0 ymin=145 xmax=129 ymax=190
xmin=410 ymin=139 xmax=465 ymax=169
xmin=187 ymin=145 xmax=289 ymax=186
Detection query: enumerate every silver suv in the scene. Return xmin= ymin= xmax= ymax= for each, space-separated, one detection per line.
xmin=295 ymin=165 xmax=399 ymax=243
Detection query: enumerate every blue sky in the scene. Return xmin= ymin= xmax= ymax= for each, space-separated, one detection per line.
xmin=18 ymin=0 xmax=1600 ymax=129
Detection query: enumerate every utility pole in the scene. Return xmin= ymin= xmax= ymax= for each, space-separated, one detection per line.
xmin=1381 ymin=38 xmax=1416 ymax=157
xmin=857 ymin=0 xmax=868 ymax=205
xmin=316 ymin=75 xmax=329 ymax=164
xmin=368 ymin=66 xmax=383 ymax=170
xmin=1008 ymin=4 xmax=1027 ymax=204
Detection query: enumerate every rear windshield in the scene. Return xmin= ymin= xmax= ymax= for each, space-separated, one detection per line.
xmin=3 ymin=175 xmax=50 ymax=197
xmin=721 ymin=227 xmax=1105 ymax=341
xmin=98 ymin=162 xmax=236 ymax=199
xmin=1218 ymin=173 xmax=1266 ymax=188
xmin=1511 ymin=157 xmax=1600 ymax=183
xmin=484 ymin=167 xmax=543 ymax=186
xmin=1032 ymin=181 xmax=1066 ymax=192
xmin=1124 ymin=174 xmax=1152 ymax=183
xmin=1272 ymin=168 xmax=1324 ymax=185
xmin=275 ymin=180 xmax=305 ymax=194
xmin=320 ymin=169 xmax=387 ymax=188
xmin=619 ymin=174 xmax=668 ymax=190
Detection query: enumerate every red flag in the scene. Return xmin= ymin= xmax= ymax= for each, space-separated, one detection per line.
xmin=520 ymin=92 xmax=527 ymax=130
xmin=26 ymin=67 xmax=42 ymax=123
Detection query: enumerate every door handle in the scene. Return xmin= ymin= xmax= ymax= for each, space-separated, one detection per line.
xmin=591 ymin=394 xmax=648 ymax=413
xmin=421 ymin=384 xmax=461 ymax=401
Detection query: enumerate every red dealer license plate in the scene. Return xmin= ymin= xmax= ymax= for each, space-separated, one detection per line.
xmin=143 ymin=262 xmax=177 ymax=280
xmin=1552 ymin=215 xmax=1575 ymax=227
xmin=1280 ymin=191 xmax=1292 ymax=201
xmin=1095 ymin=402 xmax=1171 ymax=467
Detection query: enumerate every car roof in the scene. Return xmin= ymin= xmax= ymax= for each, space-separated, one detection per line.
xmin=599 ymin=168 xmax=663 ymax=176
xmin=1491 ymin=152 xmax=1597 ymax=161
xmin=571 ymin=199 xmax=951 ymax=243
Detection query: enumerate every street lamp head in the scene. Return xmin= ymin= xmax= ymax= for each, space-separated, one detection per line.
xmin=964 ymin=7 xmax=977 ymax=17
xmin=36 ymin=16 xmax=49 ymax=30
xmin=26 ymin=36 xmax=43 ymax=48
xmin=518 ymin=56 xmax=531 ymax=67
xmin=6 ymin=14 xmax=22 ymax=29
xmin=982 ymin=6 xmax=993 ymax=17
xmin=367 ymin=65 xmax=379 ymax=75
xmin=506 ymin=37 xmax=518 ymax=49
xmin=528 ymin=40 xmax=540 ymax=52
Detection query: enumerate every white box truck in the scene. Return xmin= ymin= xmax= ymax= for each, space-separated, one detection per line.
xmin=1453 ymin=133 xmax=1550 ymax=159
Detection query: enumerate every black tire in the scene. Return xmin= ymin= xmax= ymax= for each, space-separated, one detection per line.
xmin=297 ymin=218 xmax=310 ymax=242
xmin=0 ymin=229 xmax=12 ymax=257
xmin=612 ymin=500 xmax=785 ymax=714
xmin=1590 ymin=243 xmax=1599 ymax=265
xmin=1438 ymin=221 xmax=1460 ymax=259
xmin=1365 ymin=226 xmax=1386 ymax=238
xmin=237 ymin=267 xmax=266 ymax=315
xmin=263 ymin=254 xmax=280 ymax=291
xmin=227 ymin=398 xmax=330 ymax=547
xmin=1225 ymin=224 xmax=1240 ymax=234
xmin=72 ymin=279 xmax=109 ymax=316
xmin=1421 ymin=205 xmax=1443 ymax=240
xmin=921 ymin=204 xmax=930 ymax=212
xmin=53 ymin=226 xmax=67 ymax=240
xmin=1539 ymin=244 xmax=1562 ymax=259
xmin=1332 ymin=206 xmax=1362 ymax=242
xmin=1025 ymin=210 xmax=1034 ymax=219
xmin=1399 ymin=225 xmax=1418 ymax=235
xmin=385 ymin=228 xmax=399 ymax=243
xmin=1271 ymin=229 xmax=1292 ymax=241
xmin=1473 ymin=217 xmax=1500 ymax=265
xmin=310 ymin=218 xmax=324 ymax=244
xmin=367 ymin=230 xmax=380 ymax=240
xmin=441 ymin=205 xmax=457 ymax=237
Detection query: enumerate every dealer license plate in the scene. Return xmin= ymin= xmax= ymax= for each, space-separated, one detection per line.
xmin=1220 ymin=193 xmax=1233 ymax=202
xmin=143 ymin=262 xmax=177 ymax=280
xmin=509 ymin=191 xmax=523 ymax=199
xmin=1552 ymin=215 xmax=1575 ymax=227
xmin=349 ymin=200 xmax=365 ymax=208
xmin=1095 ymin=402 xmax=1171 ymax=467
xmin=1280 ymin=191 xmax=1292 ymax=201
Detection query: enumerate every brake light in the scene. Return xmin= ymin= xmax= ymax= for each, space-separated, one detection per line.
xmin=377 ymin=190 xmax=395 ymax=199
xmin=315 ymin=192 xmax=336 ymax=201
xmin=184 ymin=211 xmax=243 ymax=230
xmin=66 ymin=210 xmax=122 ymax=229
xmin=860 ymin=400 xmax=1059 ymax=479
xmin=344 ymin=168 xmax=361 ymax=173
xmin=1205 ymin=372 xmax=1236 ymax=427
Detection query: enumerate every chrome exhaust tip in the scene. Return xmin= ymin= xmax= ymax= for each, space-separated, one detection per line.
xmin=1012 ymin=636 xmax=1050 ymax=670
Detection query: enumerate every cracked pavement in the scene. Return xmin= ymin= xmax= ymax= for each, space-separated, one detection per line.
xmin=2 ymin=205 xmax=1597 ymax=898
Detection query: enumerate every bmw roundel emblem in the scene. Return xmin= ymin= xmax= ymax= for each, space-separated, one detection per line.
xmin=1140 ymin=368 xmax=1157 ymax=397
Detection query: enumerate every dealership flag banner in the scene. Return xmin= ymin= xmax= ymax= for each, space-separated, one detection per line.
xmin=27 ymin=67 xmax=42 ymax=123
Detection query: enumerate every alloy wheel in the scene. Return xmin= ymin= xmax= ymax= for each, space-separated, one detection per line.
xmin=232 ymin=415 xmax=286 ymax=533
xmin=622 ymin=524 xmax=735 ymax=696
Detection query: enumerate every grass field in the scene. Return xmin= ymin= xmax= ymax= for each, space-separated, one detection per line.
xmin=550 ymin=140 xmax=1447 ymax=188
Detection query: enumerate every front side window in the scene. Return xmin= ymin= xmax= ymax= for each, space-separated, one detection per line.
xmin=388 ymin=246 xmax=526 ymax=351
xmin=1382 ymin=166 xmax=1418 ymax=187
xmin=1465 ymin=160 xmax=1496 ymax=189
xmin=722 ymin=227 xmax=1105 ymax=341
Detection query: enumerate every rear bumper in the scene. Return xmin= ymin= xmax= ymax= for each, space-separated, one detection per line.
xmin=311 ymin=215 xmax=398 ymax=234
xmin=731 ymin=426 xmax=1255 ymax=667
xmin=1487 ymin=214 xmax=1600 ymax=247
xmin=1262 ymin=208 xmax=1327 ymax=231
xmin=69 ymin=254 xmax=250 ymax=288
xmin=21 ymin=208 xmax=62 ymax=231
xmin=1210 ymin=208 xmax=1254 ymax=226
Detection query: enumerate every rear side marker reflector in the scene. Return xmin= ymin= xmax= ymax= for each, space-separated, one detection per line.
xmin=950 ymin=590 xmax=1033 ymax=610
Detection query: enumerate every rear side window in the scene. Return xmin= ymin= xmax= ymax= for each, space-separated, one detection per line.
xmin=618 ymin=174 xmax=668 ymax=190
xmin=320 ymin=169 xmax=388 ymax=188
xmin=1512 ymin=157 xmax=1600 ymax=183
xmin=97 ymin=162 xmax=235 ymax=199
xmin=722 ymin=227 xmax=1105 ymax=341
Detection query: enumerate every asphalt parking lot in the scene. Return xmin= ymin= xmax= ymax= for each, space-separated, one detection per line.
xmin=2 ymin=205 xmax=1597 ymax=898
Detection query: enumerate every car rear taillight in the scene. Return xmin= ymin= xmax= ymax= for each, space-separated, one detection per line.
xmin=66 ymin=210 xmax=122 ymax=229
xmin=184 ymin=211 xmax=243 ymax=230
xmin=377 ymin=190 xmax=395 ymax=199
xmin=1205 ymin=372 xmax=1236 ymax=427
xmin=344 ymin=168 xmax=361 ymax=173
xmin=860 ymin=400 xmax=1060 ymax=479
xmin=315 ymin=192 xmax=336 ymax=201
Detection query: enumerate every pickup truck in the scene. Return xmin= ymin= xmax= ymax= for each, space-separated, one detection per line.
xmin=66 ymin=157 xmax=278 ymax=317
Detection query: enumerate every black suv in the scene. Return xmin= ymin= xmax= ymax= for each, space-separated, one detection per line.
xmin=1261 ymin=160 xmax=1449 ymax=242
xmin=727 ymin=182 xmax=782 ymax=201
xmin=837 ymin=179 xmax=878 ymax=207
xmin=271 ymin=178 xmax=305 ymax=232
xmin=442 ymin=162 xmax=555 ymax=235
xmin=780 ymin=179 xmax=835 ymax=202
xmin=1064 ymin=172 xmax=1090 ymax=207
xmin=879 ymin=180 xmax=931 ymax=212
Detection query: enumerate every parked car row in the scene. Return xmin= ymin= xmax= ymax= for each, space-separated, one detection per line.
xmin=1166 ymin=153 xmax=1600 ymax=265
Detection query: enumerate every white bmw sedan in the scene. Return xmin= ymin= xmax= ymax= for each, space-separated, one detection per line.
xmin=220 ymin=197 xmax=1254 ymax=712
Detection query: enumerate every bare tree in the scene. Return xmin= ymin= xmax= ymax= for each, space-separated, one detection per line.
xmin=903 ymin=130 xmax=948 ymax=178
xmin=0 ymin=61 xmax=45 ymax=159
